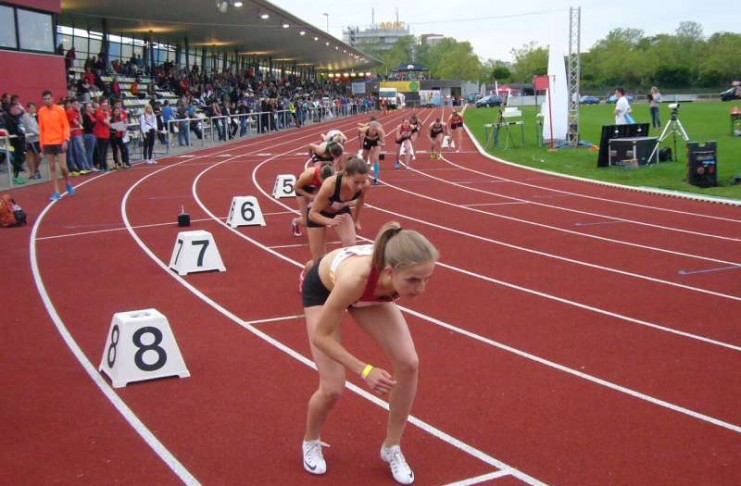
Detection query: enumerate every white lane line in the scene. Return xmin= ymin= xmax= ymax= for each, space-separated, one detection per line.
xmin=268 ymin=239 xmax=344 ymax=250
xmin=367 ymin=201 xmax=741 ymax=347
xmin=405 ymin=305 xmax=741 ymax=435
xmin=370 ymin=182 xmax=741 ymax=301
xmin=463 ymin=124 xmax=741 ymax=216
xmin=574 ymin=220 xmax=629 ymax=226
xmin=36 ymin=218 xmax=216 ymax=240
xmin=248 ymin=152 xmax=741 ymax=430
xmin=463 ymin=202 xmax=530 ymax=207
xmin=442 ymin=470 xmax=513 ymax=486
xmin=679 ymin=265 xmax=741 ymax=276
xmin=28 ymin=114 xmax=394 ymax=484
xmin=415 ymin=158 xmax=741 ymax=243
xmin=30 ymin=169 xmax=202 ymax=485
xmin=246 ymin=314 xmax=304 ymax=325
xmin=187 ymin=145 xmax=546 ymax=484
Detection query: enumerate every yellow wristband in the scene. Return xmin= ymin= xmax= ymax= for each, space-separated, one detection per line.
xmin=361 ymin=364 xmax=374 ymax=379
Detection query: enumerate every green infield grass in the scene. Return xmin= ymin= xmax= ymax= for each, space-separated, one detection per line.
xmin=463 ymin=101 xmax=741 ymax=201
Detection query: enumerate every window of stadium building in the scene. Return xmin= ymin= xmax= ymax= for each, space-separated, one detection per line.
xmin=17 ymin=9 xmax=53 ymax=52
xmin=0 ymin=5 xmax=17 ymax=49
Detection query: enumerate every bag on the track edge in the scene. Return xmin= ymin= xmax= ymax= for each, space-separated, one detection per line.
xmin=0 ymin=193 xmax=27 ymax=227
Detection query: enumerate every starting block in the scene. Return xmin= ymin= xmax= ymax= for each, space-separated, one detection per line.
xmin=442 ymin=136 xmax=455 ymax=149
xmin=272 ymin=174 xmax=296 ymax=198
xmin=227 ymin=196 xmax=266 ymax=227
xmin=99 ymin=308 xmax=190 ymax=388
xmin=169 ymin=230 xmax=226 ymax=276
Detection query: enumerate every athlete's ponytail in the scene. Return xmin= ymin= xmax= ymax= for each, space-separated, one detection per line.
xmin=319 ymin=163 xmax=335 ymax=180
xmin=371 ymin=221 xmax=439 ymax=271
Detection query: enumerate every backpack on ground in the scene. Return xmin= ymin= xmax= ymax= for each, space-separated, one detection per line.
xmin=0 ymin=194 xmax=27 ymax=227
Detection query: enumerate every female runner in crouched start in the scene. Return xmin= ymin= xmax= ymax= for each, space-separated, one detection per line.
xmin=301 ymin=221 xmax=439 ymax=485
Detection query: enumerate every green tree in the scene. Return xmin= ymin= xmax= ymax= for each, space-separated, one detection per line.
xmin=509 ymin=42 xmax=547 ymax=83
xmin=422 ymin=38 xmax=481 ymax=81
xmin=699 ymin=32 xmax=741 ymax=86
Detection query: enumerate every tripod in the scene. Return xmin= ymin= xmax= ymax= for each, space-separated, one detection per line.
xmin=648 ymin=110 xmax=689 ymax=164
xmin=492 ymin=97 xmax=520 ymax=149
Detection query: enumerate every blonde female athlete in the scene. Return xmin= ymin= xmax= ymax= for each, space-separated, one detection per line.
xmin=301 ymin=221 xmax=439 ymax=484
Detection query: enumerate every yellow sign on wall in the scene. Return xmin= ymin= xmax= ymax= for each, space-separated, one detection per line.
xmin=380 ymin=81 xmax=419 ymax=92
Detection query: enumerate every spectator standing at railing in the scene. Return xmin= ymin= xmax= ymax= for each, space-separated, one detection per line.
xmin=38 ymin=90 xmax=74 ymax=200
xmin=140 ymin=104 xmax=157 ymax=164
xmin=188 ymin=105 xmax=203 ymax=140
xmin=81 ymin=102 xmax=98 ymax=172
xmin=176 ymin=102 xmax=190 ymax=147
xmin=109 ymin=105 xmax=130 ymax=169
xmin=66 ymin=99 xmax=89 ymax=174
xmin=237 ymin=100 xmax=251 ymax=136
xmin=260 ymin=98 xmax=270 ymax=133
xmin=162 ymin=100 xmax=174 ymax=139
xmin=93 ymin=99 xmax=111 ymax=171
xmin=210 ymin=101 xmax=225 ymax=142
xmin=22 ymin=102 xmax=42 ymax=180
xmin=2 ymin=102 xmax=27 ymax=185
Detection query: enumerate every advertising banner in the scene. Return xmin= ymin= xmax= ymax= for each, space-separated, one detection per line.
xmin=419 ymin=90 xmax=441 ymax=107
xmin=380 ymin=81 xmax=419 ymax=93
xmin=351 ymin=82 xmax=366 ymax=94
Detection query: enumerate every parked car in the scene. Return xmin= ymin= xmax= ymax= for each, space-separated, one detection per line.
xmin=606 ymin=93 xmax=634 ymax=103
xmin=466 ymin=93 xmax=482 ymax=102
xmin=580 ymin=95 xmax=600 ymax=104
xmin=475 ymin=95 xmax=503 ymax=107
xmin=720 ymin=86 xmax=741 ymax=101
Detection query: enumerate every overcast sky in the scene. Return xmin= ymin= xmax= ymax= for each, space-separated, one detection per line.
xmin=270 ymin=0 xmax=738 ymax=62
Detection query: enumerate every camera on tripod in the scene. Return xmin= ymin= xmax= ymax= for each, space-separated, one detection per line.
xmin=668 ymin=102 xmax=680 ymax=120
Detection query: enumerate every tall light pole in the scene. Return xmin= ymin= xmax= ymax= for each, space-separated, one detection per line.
xmin=323 ymin=13 xmax=329 ymax=34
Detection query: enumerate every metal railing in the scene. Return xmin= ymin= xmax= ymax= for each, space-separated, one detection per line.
xmin=0 ymin=103 xmax=369 ymax=190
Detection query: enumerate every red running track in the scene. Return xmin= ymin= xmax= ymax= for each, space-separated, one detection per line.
xmin=3 ymin=107 xmax=740 ymax=485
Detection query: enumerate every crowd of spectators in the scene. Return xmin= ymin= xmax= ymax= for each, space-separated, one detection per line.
xmin=2 ymin=51 xmax=379 ymax=186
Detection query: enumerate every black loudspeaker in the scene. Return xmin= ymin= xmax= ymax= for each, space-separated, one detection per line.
xmin=597 ymin=123 xmax=650 ymax=167
xmin=659 ymin=147 xmax=673 ymax=162
xmin=687 ymin=141 xmax=717 ymax=188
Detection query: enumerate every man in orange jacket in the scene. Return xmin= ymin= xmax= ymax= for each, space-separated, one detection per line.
xmin=38 ymin=90 xmax=74 ymax=201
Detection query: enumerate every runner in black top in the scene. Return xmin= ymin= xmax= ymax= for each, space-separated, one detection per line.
xmin=447 ymin=110 xmax=464 ymax=152
xmin=360 ymin=121 xmax=385 ymax=184
xmin=427 ymin=118 xmax=447 ymax=159
xmin=291 ymin=163 xmax=335 ymax=236
xmin=304 ymin=156 xmax=370 ymax=270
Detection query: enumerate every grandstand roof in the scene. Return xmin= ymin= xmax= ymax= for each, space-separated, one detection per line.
xmin=59 ymin=0 xmax=380 ymax=71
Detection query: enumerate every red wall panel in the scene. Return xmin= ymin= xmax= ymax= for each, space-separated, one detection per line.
xmin=0 ymin=51 xmax=67 ymax=106
xmin=5 ymin=0 xmax=61 ymax=14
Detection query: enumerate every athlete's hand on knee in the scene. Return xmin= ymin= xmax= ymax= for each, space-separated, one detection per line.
xmin=354 ymin=221 xmax=362 ymax=232
xmin=364 ymin=367 xmax=396 ymax=394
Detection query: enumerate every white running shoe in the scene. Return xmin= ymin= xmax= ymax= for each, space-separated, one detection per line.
xmin=381 ymin=445 xmax=414 ymax=484
xmin=302 ymin=439 xmax=327 ymax=475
